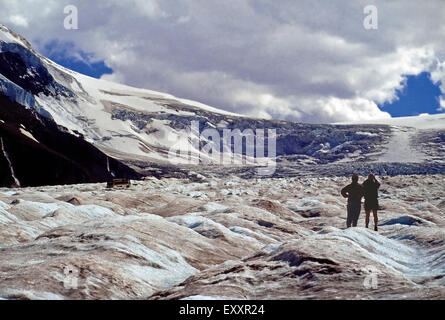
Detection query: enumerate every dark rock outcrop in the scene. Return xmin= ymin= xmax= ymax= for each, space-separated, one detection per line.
xmin=0 ymin=94 xmax=141 ymax=187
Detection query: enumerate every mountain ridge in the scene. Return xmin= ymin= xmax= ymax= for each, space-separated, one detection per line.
xmin=1 ymin=24 xmax=445 ymax=186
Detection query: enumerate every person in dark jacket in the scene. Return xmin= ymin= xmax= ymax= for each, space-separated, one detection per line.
xmin=341 ymin=174 xmax=364 ymax=228
xmin=363 ymin=173 xmax=380 ymax=231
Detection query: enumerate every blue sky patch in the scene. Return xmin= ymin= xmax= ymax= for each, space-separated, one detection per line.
xmin=42 ymin=40 xmax=113 ymax=79
xmin=379 ymin=72 xmax=442 ymax=117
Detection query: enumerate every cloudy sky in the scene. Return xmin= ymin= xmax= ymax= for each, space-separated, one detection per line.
xmin=1 ymin=0 xmax=444 ymax=123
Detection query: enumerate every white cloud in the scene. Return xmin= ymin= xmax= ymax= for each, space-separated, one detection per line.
xmin=0 ymin=0 xmax=444 ymax=122
xmin=130 ymin=0 xmax=168 ymax=19
xmin=9 ymin=14 xmax=28 ymax=27
xmin=430 ymin=59 xmax=445 ymax=111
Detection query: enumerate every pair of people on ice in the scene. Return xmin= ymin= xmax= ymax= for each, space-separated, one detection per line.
xmin=341 ymin=173 xmax=380 ymax=231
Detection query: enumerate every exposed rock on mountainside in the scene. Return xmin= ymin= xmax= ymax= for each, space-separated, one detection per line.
xmin=0 ymin=94 xmax=140 ymax=187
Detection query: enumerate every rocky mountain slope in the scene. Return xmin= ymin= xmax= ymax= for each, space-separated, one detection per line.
xmin=0 ymin=94 xmax=141 ymax=187
xmin=2 ymin=23 xmax=445 ymax=187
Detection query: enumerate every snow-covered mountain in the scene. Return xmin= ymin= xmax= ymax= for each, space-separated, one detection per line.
xmin=1 ymin=23 xmax=445 ymax=186
xmin=0 ymin=23 xmax=244 ymax=165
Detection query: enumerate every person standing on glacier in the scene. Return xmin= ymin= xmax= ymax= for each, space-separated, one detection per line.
xmin=363 ymin=173 xmax=381 ymax=231
xmin=341 ymin=174 xmax=364 ymax=228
